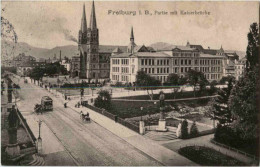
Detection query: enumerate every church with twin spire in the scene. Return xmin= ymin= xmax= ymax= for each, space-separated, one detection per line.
xmin=76 ymin=1 xmax=147 ymax=81
xmin=78 ymin=2 xmax=99 ymax=80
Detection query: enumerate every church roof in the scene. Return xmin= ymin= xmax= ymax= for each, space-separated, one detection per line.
xmin=111 ymin=53 xmax=132 ymax=58
xmin=112 ymin=47 xmax=123 ymax=53
xmin=99 ymin=45 xmax=128 ymax=53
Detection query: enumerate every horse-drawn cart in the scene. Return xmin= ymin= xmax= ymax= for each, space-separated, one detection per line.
xmin=80 ymin=111 xmax=91 ymax=122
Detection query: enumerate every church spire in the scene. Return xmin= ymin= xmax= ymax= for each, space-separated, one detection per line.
xmin=89 ymin=0 xmax=97 ymax=30
xmin=81 ymin=3 xmax=87 ymax=33
xmin=130 ymin=26 xmax=134 ymax=40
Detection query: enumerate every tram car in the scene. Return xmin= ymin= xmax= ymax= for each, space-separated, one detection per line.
xmin=34 ymin=96 xmax=53 ymax=114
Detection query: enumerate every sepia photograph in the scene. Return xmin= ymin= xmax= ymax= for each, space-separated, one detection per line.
xmin=1 ymin=0 xmax=259 ymax=166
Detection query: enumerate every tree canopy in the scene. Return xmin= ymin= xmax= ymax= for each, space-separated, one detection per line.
xmin=213 ymin=77 xmax=235 ymax=125
xmin=94 ymin=90 xmax=112 ymax=111
xmin=219 ymin=76 xmax=235 ymax=85
xmin=185 ymin=69 xmax=208 ymax=96
xmin=136 ymin=70 xmax=161 ymax=100
xmin=167 ymin=73 xmax=180 ymax=86
xmin=246 ymin=23 xmax=259 ymax=71
xmin=29 ymin=66 xmax=45 ymax=81
xmin=228 ymin=22 xmax=259 ymax=140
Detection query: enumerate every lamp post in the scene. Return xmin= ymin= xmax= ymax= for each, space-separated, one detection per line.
xmin=140 ymin=107 xmax=143 ymax=121
xmin=37 ymin=120 xmax=43 ymax=154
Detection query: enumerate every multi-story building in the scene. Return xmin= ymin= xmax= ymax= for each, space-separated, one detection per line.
xmin=235 ymin=57 xmax=246 ymax=80
xmin=110 ymin=30 xmax=238 ymax=84
xmin=188 ymin=43 xmax=239 ymax=77
xmin=17 ymin=62 xmax=46 ymax=77
xmin=70 ymin=56 xmax=81 ymax=77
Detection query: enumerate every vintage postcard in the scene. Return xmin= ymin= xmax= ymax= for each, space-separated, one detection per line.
xmin=1 ymin=1 xmax=259 ymax=166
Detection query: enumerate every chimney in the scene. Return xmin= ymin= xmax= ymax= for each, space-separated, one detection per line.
xmin=60 ymin=50 xmax=62 ymax=61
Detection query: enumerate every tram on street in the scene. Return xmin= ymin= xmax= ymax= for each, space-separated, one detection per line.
xmin=34 ymin=96 xmax=53 ymax=114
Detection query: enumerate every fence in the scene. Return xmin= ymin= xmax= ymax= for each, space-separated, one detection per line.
xmin=82 ymin=104 xmax=139 ymax=133
xmin=211 ymin=139 xmax=259 ymax=161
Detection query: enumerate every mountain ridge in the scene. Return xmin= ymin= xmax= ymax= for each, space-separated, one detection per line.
xmin=1 ymin=40 xmax=246 ymax=61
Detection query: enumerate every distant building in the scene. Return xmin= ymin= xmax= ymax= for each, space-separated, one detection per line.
xmin=17 ymin=62 xmax=46 ymax=76
xmin=70 ymin=56 xmax=81 ymax=77
xmin=235 ymin=57 xmax=246 ymax=80
xmin=188 ymin=43 xmax=239 ymax=77
xmin=2 ymin=53 xmax=36 ymax=68
xmin=60 ymin=57 xmax=71 ymax=72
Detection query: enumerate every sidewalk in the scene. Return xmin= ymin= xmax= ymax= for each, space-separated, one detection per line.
xmin=67 ymin=98 xmax=197 ymax=166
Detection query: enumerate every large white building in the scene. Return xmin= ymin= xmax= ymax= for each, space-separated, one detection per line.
xmin=110 ymin=27 xmax=239 ymax=84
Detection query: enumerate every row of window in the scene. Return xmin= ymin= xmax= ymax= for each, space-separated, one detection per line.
xmin=172 ymin=52 xmax=199 ymax=57
xmin=200 ymin=59 xmax=221 ymax=65
xmin=138 ymin=66 xmax=222 ymax=74
xmin=122 ymin=75 xmax=129 ymax=82
xmin=112 ymin=59 xmax=120 ymax=65
xmin=112 ymin=59 xmax=129 ymax=65
xmin=112 ymin=75 xmax=120 ymax=80
xmin=141 ymin=68 xmax=170 ymax=74
xmin=140 ymin=58 xmax=221 ymax=66
xmin=209 ymin=74 xmax=221 ymax=80
xmin=122 ymin=67 xmax=129 ymax=73
xmin=121 ymin=59 xmax=129 ymax=65
xmin=156 ymin=76 xmax=168 ymax=82
xmin=111 ymin=75 xmax=129 ymax=82
xmin=141 ymin=59 xmax=170 ymax=66
xmin=112 ymin=67 xmax=120 ymax=72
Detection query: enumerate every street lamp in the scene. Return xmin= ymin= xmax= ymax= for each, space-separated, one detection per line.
xmin=37 ymin=120 xmax=43 ymax=154
xmin=140 ymin=107 xmax=143 ymax=121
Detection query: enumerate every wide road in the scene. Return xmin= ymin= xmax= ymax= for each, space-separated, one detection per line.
xmin=11 ymin=76 xmax=161 ymax=166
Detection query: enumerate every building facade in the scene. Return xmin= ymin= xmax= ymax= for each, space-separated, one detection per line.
xmin=110 ymin=29 xmax=238 ymax=84
xmin=70 ymin=56 xmax=81 ymax=78
xmin=73 ymin=2 xmax=129 ymax=82
xmin=235 ymin=57 xmax=246 ymax=80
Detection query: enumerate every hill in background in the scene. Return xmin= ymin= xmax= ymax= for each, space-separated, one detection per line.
xmin=1 ymin=40 xmax=246 ymax=61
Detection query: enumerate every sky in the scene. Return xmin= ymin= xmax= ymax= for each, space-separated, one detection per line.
xmin=1 ymin=1 xmax=259 ymax=51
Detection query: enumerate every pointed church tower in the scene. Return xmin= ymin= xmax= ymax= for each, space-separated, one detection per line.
xmin=78 ymin=3 xmax=88 ymax=79
xmin=89 ymin=0 xmax=97 ymax=30
xmin=128 ymin=26 xmax=136 ymax=53
xmin=78 ymin=3 xmax=87 ymax=46
xmin=86 ymin=0 xmax=99 ymax=80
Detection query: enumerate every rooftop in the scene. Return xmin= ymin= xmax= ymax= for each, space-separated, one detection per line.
xmin=200 ymin=54 xmax=225 ymax=58
xmin=99 ymin=45 xmax=128 ymax=53
xmin=111 ymin=52 xmax=171 ymax=58
xmin=162 ymin=45 xmax=197 ymax=51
